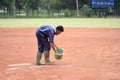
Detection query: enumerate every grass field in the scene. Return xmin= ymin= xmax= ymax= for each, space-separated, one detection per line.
xmin=0 ymin=18 xmax=120 ymax=28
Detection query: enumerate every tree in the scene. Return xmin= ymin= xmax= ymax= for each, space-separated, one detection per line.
xmin=81 ymin=4 xmax=92 ymax=17
xmin=15 ymin=0 xmax=25 ymax=16
xmin=0 ymin=0 xmax=119 ymax=18
xmin=59 ymin=0 xmax=76 ymax=10
xmin=40 ymin=0 xmax=62 ymax=17
xmin=0 ymin=0 xmax=12 ymax=15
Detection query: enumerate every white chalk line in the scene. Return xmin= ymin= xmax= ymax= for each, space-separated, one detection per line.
xmin=7 ymin=67 xmax=21 ymax=71
xmin=8 ymin=63 xmax=31 ymax=67
xmin=30 ymin=64 xmax=72 ymax=69
xmin=7 ymin=63 xmax=72 ymax=71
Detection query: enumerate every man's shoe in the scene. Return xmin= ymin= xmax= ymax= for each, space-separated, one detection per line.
xmin=36 ymin=62 xmax=45 ymax=65
xmin=45 ymin=60 xmax=55 ymax=64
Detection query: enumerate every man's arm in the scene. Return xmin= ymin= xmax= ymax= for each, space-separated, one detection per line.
xmin=50 ymin=42 xmax=58 ymax=52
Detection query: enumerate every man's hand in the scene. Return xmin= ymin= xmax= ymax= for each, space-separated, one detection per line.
xmin=50 ymin=42 xmax=58 ymax=52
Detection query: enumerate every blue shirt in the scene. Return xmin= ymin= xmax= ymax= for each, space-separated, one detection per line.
xmin=37 ymin=25 xmax=56 ymax=43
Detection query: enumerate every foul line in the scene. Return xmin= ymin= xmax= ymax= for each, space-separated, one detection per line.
xmin=29 ymin=64 xmax=72 ymax=69
xmin=8 ymin=63 xmax=31 ymax=67
xmin=7 ymin=63 xmax=72 ymax=71
xmin=7 ymin=67 xmax=20 ymax=71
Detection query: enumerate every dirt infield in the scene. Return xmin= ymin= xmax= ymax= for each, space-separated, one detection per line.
xmin=0 ymin=28 xmax=120 ymax=80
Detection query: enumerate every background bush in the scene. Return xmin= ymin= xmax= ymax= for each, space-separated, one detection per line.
xmin=81 ymin=5 xmax=92 ymax=17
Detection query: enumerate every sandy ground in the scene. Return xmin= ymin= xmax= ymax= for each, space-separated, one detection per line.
xmin=0 ymin=28 xmax=120 ymax=80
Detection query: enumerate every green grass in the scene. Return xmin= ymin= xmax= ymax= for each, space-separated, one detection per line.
xmin=0 ymin=18 xmax=120 ymax=28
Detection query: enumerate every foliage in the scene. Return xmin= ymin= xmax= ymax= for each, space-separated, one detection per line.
xmin=81 ymin=5 xmax=92 ymax=17
xmin=0 ymin=0 xmax=120 ymax=18
xmin=64 ymin=9 xmax=70 ymax=17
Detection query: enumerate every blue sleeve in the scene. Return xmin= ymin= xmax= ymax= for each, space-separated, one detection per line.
xmin=48 ymin=31 xmax=54 ymax=43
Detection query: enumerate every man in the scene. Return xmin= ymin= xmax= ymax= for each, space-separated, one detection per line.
xmin=36 ymin=25 xmax=64 ymax=65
